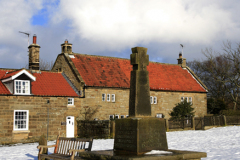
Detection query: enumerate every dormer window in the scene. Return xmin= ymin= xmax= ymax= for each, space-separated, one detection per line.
xmin=15 ymin=80 xmax=30 ymax=94
xmin=1 ymin=69 xmax=35 ymax=95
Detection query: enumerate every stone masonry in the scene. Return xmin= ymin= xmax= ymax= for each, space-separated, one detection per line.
xmin=82 ymin=87 xmax=207 ymax=120
xmin=0 ymin=96 xmax=81 ymax=144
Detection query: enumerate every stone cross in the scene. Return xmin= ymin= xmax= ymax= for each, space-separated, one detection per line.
xmin=129 ymin=47 xmax=151 ymax=117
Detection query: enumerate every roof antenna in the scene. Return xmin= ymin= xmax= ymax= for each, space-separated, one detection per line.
xmin=19 ymin=31 xmax=30 ymax=47
xmin=180 ymin=44 xmax=184 ymax=57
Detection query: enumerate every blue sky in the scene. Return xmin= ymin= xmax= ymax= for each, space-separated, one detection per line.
xmin=1 ymin=0 xmax=240 ymax=69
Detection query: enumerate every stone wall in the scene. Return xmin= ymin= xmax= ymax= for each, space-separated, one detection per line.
xmin=52 ymin=54 xmax=83 ymax=92
xmin=0 ymin=95 xmax=81 ymax=144
xmin=82 ymin=87 xmax=207 ymax=120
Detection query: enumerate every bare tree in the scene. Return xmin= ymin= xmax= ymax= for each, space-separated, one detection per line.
xmin=24 ymin=58 xmax=54 ymax=71
xmin=188 ymin=41 xmax=240 ymax=111
xmin=78 ymin=105 xmax=101 ymax=121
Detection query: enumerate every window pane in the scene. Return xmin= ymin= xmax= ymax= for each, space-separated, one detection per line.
xmin=25 ymin=82 xmax=29 ymax=93
xmin=14 ymin=111 xmax=27 ymax=130
xmin=102 ymin=94 xmax=105 ymax=101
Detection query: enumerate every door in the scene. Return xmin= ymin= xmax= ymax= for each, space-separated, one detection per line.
xmin=66 ymin=116 xmax=74 ymax=138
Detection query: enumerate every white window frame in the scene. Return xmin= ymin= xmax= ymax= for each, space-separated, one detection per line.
xmin=107 ymin=94 xmax=110 ymax=102
xmin=185 ymin=97 xmax=188 ymax=102
xmin=112 ymin=94 xmax=115 ymax=102
xmin=156 ymin=113 xmax=163 ymax=118
xmin=109 ymin=115 xmax=114 ymax=120
xmin=120 ymin=115 xmax=124 ymax=119
xmin=13 ymin=110 xmax=29 ymax=131
xmin=189 ymin=97 xmax=192 ymax=104
xmin=102 ymin=94 xmax=106 ymax=101
xmin=154 ymin=96 xmax=157 ymax=104
xmin=150 ymin=96 xmax=153 ymax=104
xmin=181 ymin=97 xmax=184 ymax=102
xmin=68 ymin=98 xmax=74 ymax=105
xmin=14 ymin=80 xmax=30 ymax=95
xmin=126 ymin=115 xmax=129 ymax=118
xmin=115 ymin=115 xmax=119 ymax=119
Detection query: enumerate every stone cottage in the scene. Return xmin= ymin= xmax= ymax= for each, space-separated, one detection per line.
xmin=0 ymin=37 xmax=208 ymax=144
xmin=52 ymin=40 xmax=208 ymax=120
xmin=0 ymin=36 xmax=81 ymax=144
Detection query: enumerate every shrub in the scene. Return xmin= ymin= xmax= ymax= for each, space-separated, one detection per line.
xmin=169 ymin=100 xmax=195 ymax=120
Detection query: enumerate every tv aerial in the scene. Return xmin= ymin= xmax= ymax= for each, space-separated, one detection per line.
xmin=19 ymin=31 xmax=30 ymax=47
xmin=180 ymin=44 xmax=184 ymax=56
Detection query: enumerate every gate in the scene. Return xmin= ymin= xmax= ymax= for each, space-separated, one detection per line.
xmin=195 ymin=117 xmax=203 ymax=130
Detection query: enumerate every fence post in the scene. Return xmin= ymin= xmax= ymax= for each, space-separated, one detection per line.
xmin=182 ymin=118 xmax=185 ymax=129
xmin=165 ymin=119 xmax=169 ymax=132
xmin=110 ymin=121 xmax=115 ymax=138
xmin=222 ymin=115 xmax=227 ymax=126
xmin=191 ymin=116 xmax=195 ymax=130
xmin=201 ymin=117 xmax=204 ymax=130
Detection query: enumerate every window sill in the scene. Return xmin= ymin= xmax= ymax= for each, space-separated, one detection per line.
xmin=67 ymin=105 xmax=75 ymax=108
xmin=14 ymin=93 xmax=31 ymax=96
xmin=12 ymin=130 xmax=30 ymax=134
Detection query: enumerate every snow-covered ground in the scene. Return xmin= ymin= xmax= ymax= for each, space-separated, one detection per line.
xmin=0 ymin=126 xmax=239 ymax=160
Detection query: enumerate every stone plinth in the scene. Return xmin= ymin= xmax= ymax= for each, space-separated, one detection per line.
xmin=78 ymin=150 xmax=207 ymax=160
xmin=114 ymin=117 xmax=168 ymax=155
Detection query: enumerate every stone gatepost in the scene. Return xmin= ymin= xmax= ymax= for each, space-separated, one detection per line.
xmin=114 ymin=47 xmax=168 ymax=155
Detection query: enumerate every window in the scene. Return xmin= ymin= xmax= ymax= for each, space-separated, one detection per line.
xmin=189 ymin=97 xmax=192 ymax=104
xmin=15 ymin=80 xmax=30 ymax=94
xmin=181 ymin=97 xmax=184 ymax=102
xmin=68 ymin=98 xmax=74 ymax=105
xmin=109 ymin=115 xmax=114 ymax=120
xmin=102 ymin=94 xmax=106 ymax=101
xmin=156 ymin=113 xmax=163 ymax=118
xmin=185 ymin=97 xmax=188 ymax=102
xmin=112 ymin=94 xmax=115 ymax=102
xmin=150 ymin=96 xmax=153 ymax=104
xmin=107 ymin=94 xmax=110 ymax=102
xmin=126 ymin=115 xmax=129 ymax=118
xmin=14 ymin=110 xmax=29 ymax=131
xmin=120 ymin=115 xmax=124 ymax=119
xmin=154 ymin=96 xmax=157 ymax=104
xmin=115 ymin=115 xmax=119 ymax=119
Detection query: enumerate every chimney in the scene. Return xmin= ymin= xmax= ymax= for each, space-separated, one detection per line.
xmin=28 ymin=35 xmax=40 ymax=70
xmin=61 ymin=39 xmax=73 ymax=54
xmin=177 ymin=52 xmax=186 ymax=68
xmin=33 ymin=34 xmax=37 ymax=44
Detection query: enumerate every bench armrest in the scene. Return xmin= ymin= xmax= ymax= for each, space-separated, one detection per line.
xmin=37 ymin=145 xmax=56 ymax=149
xmin=69 ymin=149 xmax=85 ymax=160
xmin=37 ymin=145 xmax=57 ymax=155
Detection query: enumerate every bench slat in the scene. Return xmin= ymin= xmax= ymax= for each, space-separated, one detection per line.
xmin=38 ymin=136 xmax=93 ymax=160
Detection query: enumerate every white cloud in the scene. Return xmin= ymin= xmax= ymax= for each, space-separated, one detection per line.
xmin=51 ymin=0 xmax=240 ymax=52
xmin=1 ymin=0 xmax=240 ymax=69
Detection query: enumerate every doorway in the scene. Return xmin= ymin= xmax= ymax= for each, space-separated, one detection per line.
xmin=66 ymin=116 xmax=74 ymax=138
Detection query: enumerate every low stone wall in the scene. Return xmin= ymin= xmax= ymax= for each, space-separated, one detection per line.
xmin=77 ymin=120 xmax=114 ymax=139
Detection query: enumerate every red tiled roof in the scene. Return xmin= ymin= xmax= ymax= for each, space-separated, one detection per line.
xmin=31 ymin=72 xmax=79 ymax=97
xmin=0 ymin=69 xmax=14 ymax=95
xmin=71 ymin=54 xmax=206 ymax=92
xmin=1 ymin=70 xmax=22 ymax=79
xmin=0 ymin=69 xmax=79 ymax=97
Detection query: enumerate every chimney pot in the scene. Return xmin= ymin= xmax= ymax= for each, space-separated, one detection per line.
xmin=179 ymin=52 xmax=182 ymax=58
xmin=65 ymin=39 xmax=68 ymax=44
xmin=33 ymin=34 xmax=37 ymax=44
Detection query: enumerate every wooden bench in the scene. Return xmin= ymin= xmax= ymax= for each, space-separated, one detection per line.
xmin=37 ymin=136 xmax=93 ymax=160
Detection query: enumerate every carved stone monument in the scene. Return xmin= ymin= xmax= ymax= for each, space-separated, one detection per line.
xmin=78 ymin=46 xmax=207 ymax=160
xmin=114 ymin=47 xmax=168 ymax=155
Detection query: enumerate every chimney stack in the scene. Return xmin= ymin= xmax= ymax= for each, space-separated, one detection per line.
xmin=61 ymin=39 xmax=73 ymax=54
xmin=177 ymin=52 xmax=186 ymax=68
xmin=28 ymin=35 xmax=40 ymax=70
